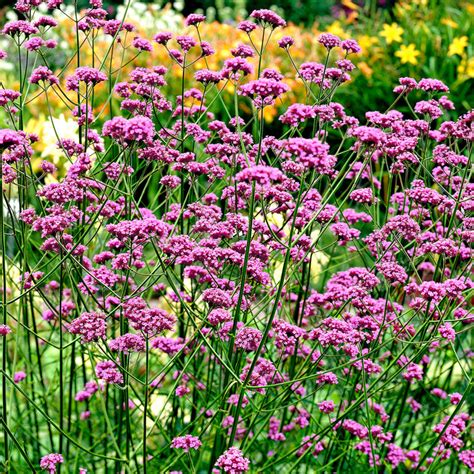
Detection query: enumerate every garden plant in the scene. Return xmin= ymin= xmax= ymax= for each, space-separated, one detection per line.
xmin=0 ymin=1 xmax=473 ymax=473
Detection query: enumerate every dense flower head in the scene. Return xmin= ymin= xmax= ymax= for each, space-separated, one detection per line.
xmin=0 ymin=324 xmax=12 ymax=336
xmin=250 ymin=9 xmax=286 ymax=28
xmin=176 ymin=35 xmax=197 ymax=52
xmin=29 ymin=66 xmax=59 ymax=85
xmin=127 ymin=306 xmax=176 ymax=336
xmin=235 ymin=326 xmax=263 ymax=351
xmin=153 ymin=31 xmax=172 ymax=44
xmin=103 ymin=116 xmax=155 ymax=143
xmin=95 ymin=360 xmax=123 ymax=384
xmin=185 ymin=14 xmax=206 ymax=27
xmin=66 ymin=67 xmax=107 ymax=91
xmin=278 ymin=36 xmax=294 ymax=49
xmin=341 ymin=39 xmax=361 ymax=54
xmin=238 ymin=78 xmax=289 ymax=106
xmin=40 ymin=453 xmax=63 ymax=473
xmin=318 ymin=33 xmax=341 ymax=50
xmin=231 ymin=43 xmax=255 ymax=58
xmin=221 ymin=57 xmax=254 ymax=80
xmin=14 ymin=371 xmax=26 ymax=383
xmin=280 ymin=103 xmax=316 ymax=126
xmin=132 ymin=36 xmax=152 ymax=52
xmin=171 ymin=435 xmax=202 ymax=452
xmin=67 ymin=312 xmax=106 ymax=343
xmin=2 ymin=20 xmax=38 ymax=36
xmin=32 ymin=16 xmax=58 ymax=28
xmin=0 ymin=129 xmax=24 ymax=149
xmin=195 ymin=69 xmax=222 ymax=84
xmin=318 ymin=400 xmax=335 ymax=413
xmin=417 ymin=78 xmax=449 ymax=92
xmin=215 ymin=447 xmax=250 ymax=473
xmin=459 ymin=450 xmax=474 ymax=470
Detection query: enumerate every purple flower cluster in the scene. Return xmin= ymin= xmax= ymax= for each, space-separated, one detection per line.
xmin=250 ymin=9 xmax=286 ymax=28
xmin=0 ymin=4 xmax=472 ymax=474
xmin=171 ymin=434 xmax=202 ymax=452
xmin=39 ymin=453 xmax=63 ymax=473
xmin=215 ymin=447 xmax=250 ymax=473
xmin=95 ymin=360 xmax=123 ymax=384
xmin=65 ymin=66 xmax=107 ymax=91
xmin=67 ymin=311 xmax=106 ymax=343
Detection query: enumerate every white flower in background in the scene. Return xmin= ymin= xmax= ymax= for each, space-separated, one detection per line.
xmin=117 ymin=2 xmax=183 ymax=34
xmin=0 ymin=39 xmax=13 ymax=72
xmin=41 ymin=114 xmax=79 ymax=164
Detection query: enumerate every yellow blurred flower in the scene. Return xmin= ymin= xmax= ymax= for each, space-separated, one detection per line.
xmin=380 ymin=23 xmax=404 ymax=44
xmin=263 ymin=106 xmax=278 ymax=123
xmin=395 ymin=43 xmax=420 ymax=65
xmin=341 ymin=0 xmax=359 ymax=9
xmin=326 ymin=21 xmax=346 ymax=39
xmin=441 ymin=18 xmax=458 ymax=29
xmin=40 ymin=114 xmax=78 ymax=164
xmin=448 ymin=36 xmax=468 ymax=56
xmin=395 ymin=1 xmax=412 ymax=13
xmin=26 ymin=114 xmax=79 ymax=175
xmin=358 ymin=35 xmax=378 ymax=54
xmin=357 ymin=61 xmax=373 ymax=77
xmin=458 ymin=57 xmax=474 ymax=79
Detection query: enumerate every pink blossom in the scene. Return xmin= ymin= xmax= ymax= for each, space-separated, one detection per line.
xmin=40 ymin=453 xmax=63 ymax=473
xmin=171 ymin=435 xmax=202 ymax=452
xmin=215 ymin=447 xmax=250 ymax=473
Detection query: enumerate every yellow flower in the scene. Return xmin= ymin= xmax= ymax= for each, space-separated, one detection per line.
xmin=326 ymin=21 xmax=346 ymax=39
xmin=458 ymin=57 xmax=474 ymax=79
xmin=395 ymin=43 xmax=420 ymax=65
xmin=358 ymin=35 xmax=378 ymax=54
xmin=448 ymin=36 xmax=468 ymax=56
xmin=263 ymin=106 xmax=278 ymax=123
xmin=395 ymin=1 xmax=412 ymax=13
xmin=441 ymin=18 xmax=458 ymax=29
xmin=41 ymin=114 xmax=79 ymax=163
xmin=357 ymin=61 xmax=373 ymax=77
xmin=341 ymin=0 xmax=358 ymax=9
xmin=380 ymin=23 xmax=404 ymax=44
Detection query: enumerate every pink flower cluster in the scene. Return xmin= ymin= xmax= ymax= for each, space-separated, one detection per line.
xmin=0 ymin=3 xmax=471 ymax=474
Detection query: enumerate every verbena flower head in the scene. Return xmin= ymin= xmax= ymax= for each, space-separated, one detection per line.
xmin=215 ymin=447 xmax=250 ymax=473
xmin=14 ymin=371 xmax=26 ymax=383
xmin=0 ymin=324 xmax=11 ymax=336
xmin=95 ymin=360 xmax=123 ymax=384
xmin=40 ymin=453 xmax=63 ymax=473
xmin=318 ymin=33 xmax=341 ymax=50
xmin=153 ymin=32 xmax=172 ymax=45
xmin=66 ymin=67 xmax=107 ymax=91
xmin=67 ymin=312 xmax=106 ymax=343
xmin=171 ymin=435 xmax=202 ymax=452
xmin=185 ymin=14 xmax=206 ymax=27
xmin=2 ymin=20 xmax=38 ymax=36
xmin=250 ymin=9 xmax=286 ymax=28
xmin=278 ymin=36 xmax=294 ymax=49
xmin=195 ymin=69 xmax=222 ymax=84
xmin=29 ymin=66 xmax=59 ymax=85
xmin=238 ymin=78 xmax=289 ymax=107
